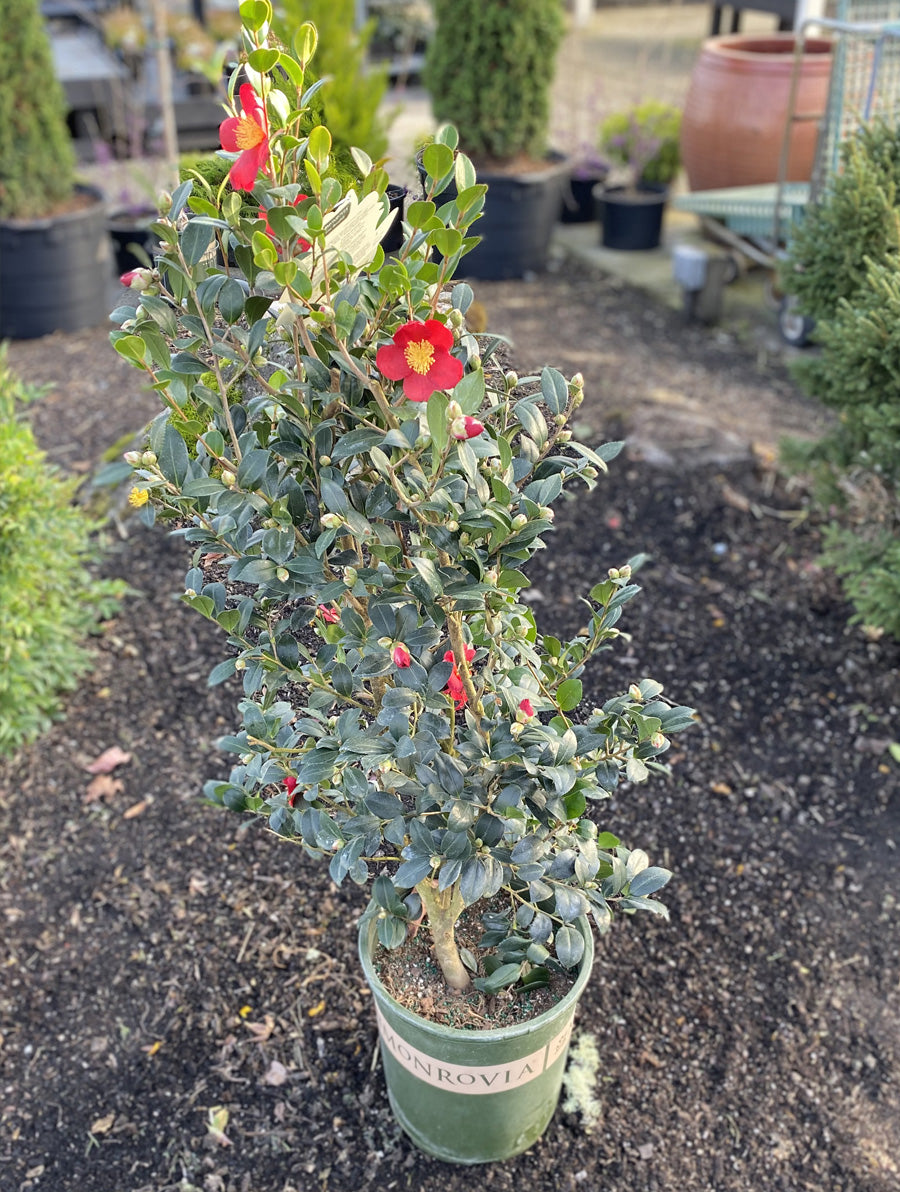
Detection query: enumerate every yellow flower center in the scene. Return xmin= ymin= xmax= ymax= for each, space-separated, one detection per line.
xmin=128 ymin=487 xmax=149 ymax=508
xmin=404 ymin=339 xmax=435 ymax=375
xmin=235 ymin=118 xmax=266 ymax=151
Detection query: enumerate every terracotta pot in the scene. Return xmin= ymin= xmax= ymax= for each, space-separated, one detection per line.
xmin=680 ymin=34 xmax=833 ymax=192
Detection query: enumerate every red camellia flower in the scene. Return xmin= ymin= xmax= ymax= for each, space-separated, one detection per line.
xmin=284 ymin=776 xmax=299 ymax=807
xmin=518 ymin=698 xmax=535 ymax=719
xmin=392 ymin=643 xmax=412 ymax=668
xmin=443 ymin=644 xmax=475 ymax=665
xmin=446 ymin=667 xmax=467 ymax=709
xmin=259 ymin=194 xmax=311 ymax=252
xmin=317 ymin=604 xmax=340 ymax=624
xmin=451 ymin=415 xmax=484 ymax=440
xmin=219 ymin=84 xmax=270 ymax=190
xmin=375 ymin=319 xmax=463 ymax=403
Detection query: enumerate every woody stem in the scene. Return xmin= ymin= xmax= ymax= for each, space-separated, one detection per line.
xmin=415 ymin=879 xmax=470 ymax=991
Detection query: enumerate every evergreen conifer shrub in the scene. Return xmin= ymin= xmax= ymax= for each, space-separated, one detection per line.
xmin=0 ymin=0 xmax=77 ymax=219
xmin=424 ymin=0 xmax=565 ymax=162
xmin=779 ymin=120 xmax=900 ymax=636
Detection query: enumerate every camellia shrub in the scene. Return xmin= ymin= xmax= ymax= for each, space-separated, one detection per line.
xmin=114 ymin=1 xmax=694 ymax=995
xmin=0 ymin=349 xmax=124 ymax=755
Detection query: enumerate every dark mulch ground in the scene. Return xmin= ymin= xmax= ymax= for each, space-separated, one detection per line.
xmin=1 ymin=263 xmax=898 ymax=1192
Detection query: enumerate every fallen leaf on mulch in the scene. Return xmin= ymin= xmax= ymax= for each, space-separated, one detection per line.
xmin=262 ymin=1060 xmax=288 ymax=1086
xmin=83 ymin=774 xmax=123 ymax=804
xmin=90 ymin=1113 xmax=115 ymax=1136
xmin=123 ymin=800 xmax=149 ymax=819
xmin=85 ymin=746 xmax=132 ymax=774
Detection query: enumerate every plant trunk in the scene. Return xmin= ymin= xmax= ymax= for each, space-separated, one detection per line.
xmin=415 ymin=879 xmax=469 ymax=991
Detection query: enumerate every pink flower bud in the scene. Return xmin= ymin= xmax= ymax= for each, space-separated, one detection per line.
xmin=451 ymin=415 xmax=485 ymax=440
xmin=392 ymin=643 xmax=412 ymax=668
xmin=120 ymin=268 xmax=153 ymax=291
xmin=284 ymin=776 xmax=299 ymax=806
xmin=517 ymin=698 xmax=535 ymax=720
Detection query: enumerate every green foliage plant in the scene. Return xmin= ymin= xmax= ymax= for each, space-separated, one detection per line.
xmin=599 ymin=101 xmax=682 ymax=188
xmin=0 ymin=0 xmax=77 ymax=218
xmin=779 ymin=121 xmax=900 ymax=637
xmin=779 ymin=119 xmax=900 ymax=328
xmin=424 ymin=0 xmax=566 ymax=164
xmin=274 ymin=0 xmax=389 ymax=162
xmin=113 ymin=1 xmax=695 ymax=997
xmin=0 ymin=349 xmax=124 ymax=755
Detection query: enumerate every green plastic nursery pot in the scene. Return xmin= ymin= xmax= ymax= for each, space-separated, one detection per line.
xmin=359 ymin=915 xmax=595 ymax=1164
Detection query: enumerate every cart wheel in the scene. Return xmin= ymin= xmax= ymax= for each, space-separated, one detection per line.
xmin=778 ymin=296 xmax=815 ymax=347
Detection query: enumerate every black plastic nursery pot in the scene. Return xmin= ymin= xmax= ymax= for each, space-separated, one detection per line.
xmin=560 ymin=174 xmax=606 ymax=223
xmin=0 ymin=185 xmax=111 ymax=340
xmin=108 ymin=212 xmax=158 ymax=274
xmin=380 ymin=184 xmax=408 ymax=254
xmin=417 ymin=152 xmax=569 ymax=279
xmin=595 ymin=183 xmax=668 ymax=251
xmin=359 ymin=915 xmax=595 ymax=1164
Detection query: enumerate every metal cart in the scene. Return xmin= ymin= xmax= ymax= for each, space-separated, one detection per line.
xmin=673 ymin=6 xmax=900 ymax=341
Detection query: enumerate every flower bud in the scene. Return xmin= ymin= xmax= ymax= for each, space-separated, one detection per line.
xmin=221 ymin=470 xmax=236 ymax=487
xmin=485 ymin=568 xmax=498 ymax=585
xmin=120 ymin=267 xmax=155 ymax=292
xmin=556 ymin=429 xmax=572 ymax=443
xmin=570 ymin=372 xmax=584 ymax=390
xmin=619 ymin=564 xmax=632 ymax=580
xmin=446 ymin=519 xmax=459 ymax=532
xmin=234 ymin=658 xmax=246 ymax=670
xmin=571 ymin=390 xmax=584 ymax=409
xmin=540 ymin=507 xmax=554 ymax=521
xmin=123 ymin=450 xmax=142 ymax=466
xmin=651 ymin=732 xmax=667 ymax=749
xmin=512 ymin=514 xmax=528 ymax=530
xmin=321 ymin=512 xmax=343 ymax=529
xmin=628 ymin=684 xmax=643 ymax=702
xmin=583 ymin=466 xmax=598 ymax=479
xmin=343 ymin=566 xmax=358 ymax=586
xmin=447 ymin=400 xmax=464 ymax=421
xmin=504 ymin=370 xmax=518 ymax=390
xmin=141 ymin=451 xmax=158 ymax=466
xmin=448 ymin=308 xmax=465 ymax=329
xmin=157 ymin=191 xmax=173 ymax=211
xmin=276 ymin=567 xmax=289 ymax=582
xmin=554 ymin=413 xmax=567 ymax=426
xmin=469 ymin=353 xmax=482 ymax=371
xmin=319 ymin=455 xmax=331 ymax=466
xmin=510 ymin=721 xmax=524 ymax=738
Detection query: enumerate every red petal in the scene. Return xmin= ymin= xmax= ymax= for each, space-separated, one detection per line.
xmin=219 ymin=116 xmax=241 ymax=152
xmin=376 ymin=342 xmax=410 ymax=381
xmin=426 ymin=351 xmax=463 ymax=392
xmin=403 ymin=371 xmax=436 ymax=402
xmin=238 ymin=84 xmax=266 ymax=130
xmin=422 ymin=318 xmax=454 ymax=351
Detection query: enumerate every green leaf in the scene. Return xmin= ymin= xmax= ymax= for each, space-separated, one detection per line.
xmin=555 ymin=924 xmax=585 ymax=969
xmin=422 ymin=142 xmax=454 ymax=182
xmin=218 ymin=278 xmax=246 ymax=324
xmin=181 ymin=219 xmax=214 ymax=266
xmin=477 ymin=962 xmax=522 ymax=995
xmin=426 ymin=391 xmax=449 ymax=460
xmin=307 ymin=125 xmax=332 ymax=170
xmin=239 ymin=0 xmax=272 ymax=31
xmin=452 ymin=368 xmax=484 ymax=415
xmin=112 ymin=334 xmax=147 ymax=366
xmin=540 ymin=367 xmax=569 ymax=415
xmin=628 ymin=866 xmax=672 ymax=897
xmin=557 ymin=678 xmax=583 ymax=712
xmin=247 ymin=47 xmax=280 ymax=72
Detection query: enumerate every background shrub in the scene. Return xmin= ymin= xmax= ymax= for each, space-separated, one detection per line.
xmin=0 ymin=350 xmax=124 ymax=755
xmin=779 ymin=120 xmax=900 ymax=637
